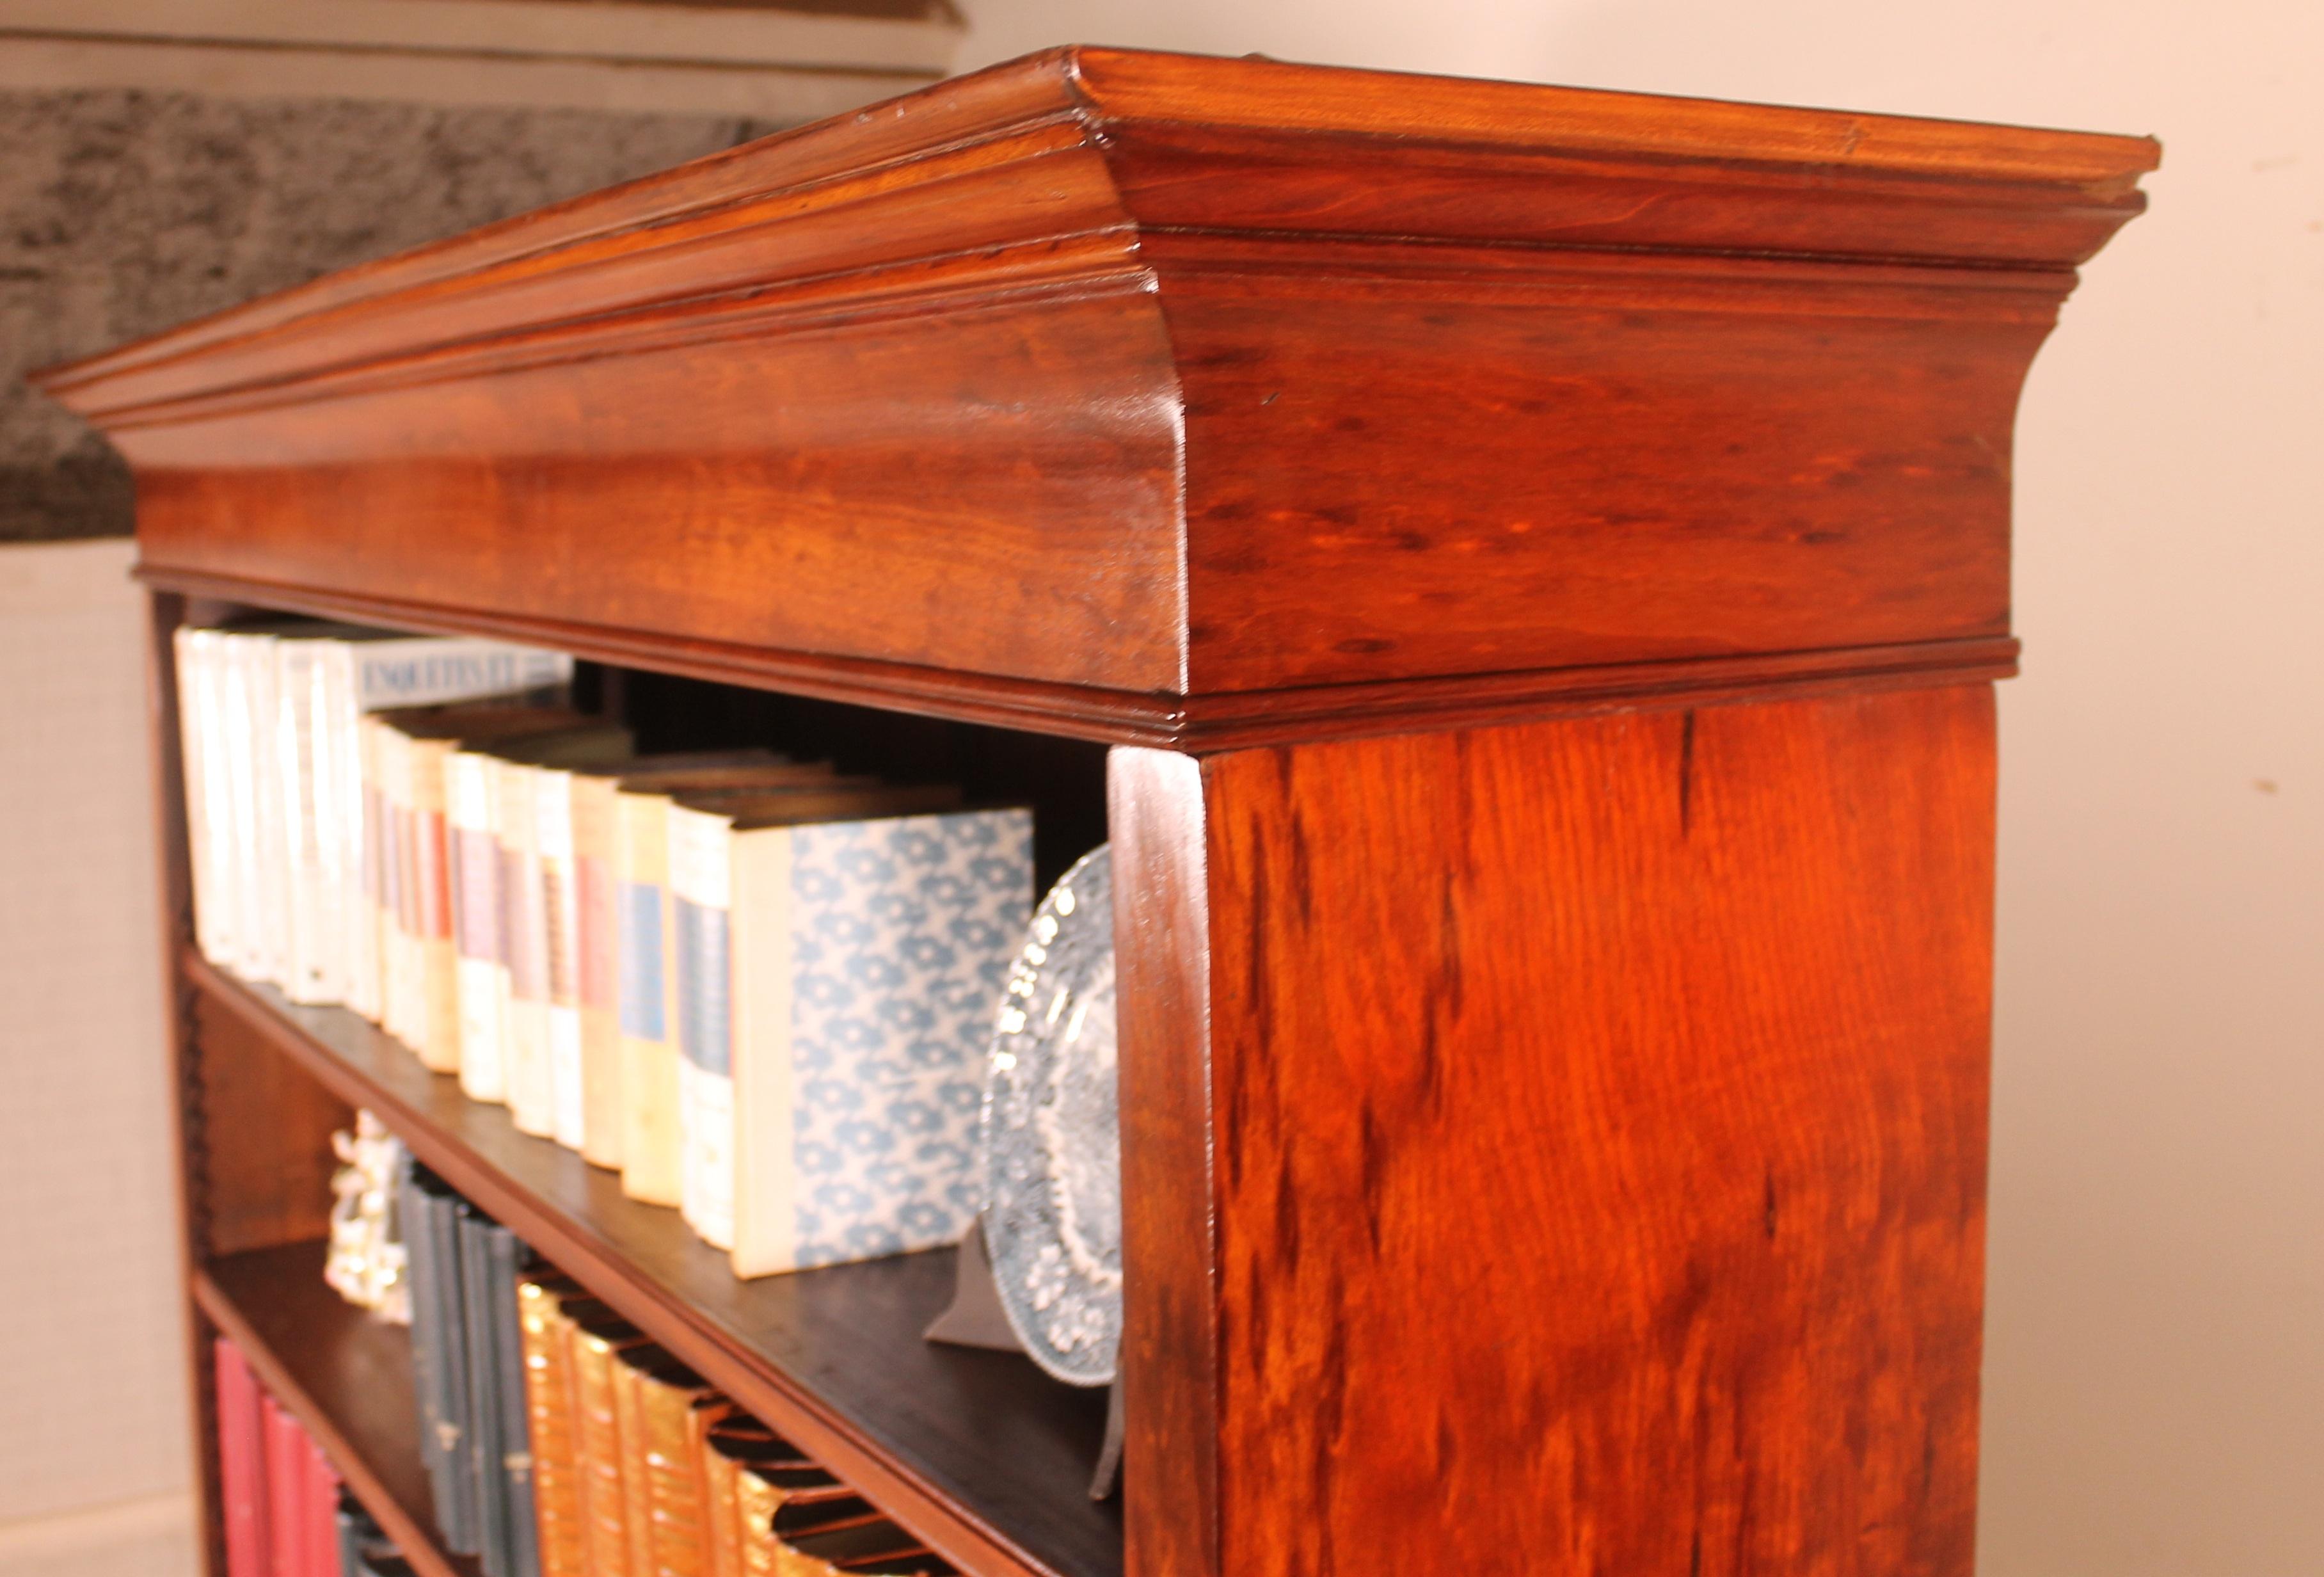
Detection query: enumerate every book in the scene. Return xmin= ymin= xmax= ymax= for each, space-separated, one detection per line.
xmin=216 ymin=1337 xmax=273 ymax=1577
xmin=565 ymin=1301 xmax=650 ymax=1577
xmin=262 ymin=1393 xmax=306 ymax=1577
xmin=223 ymin=627 xmax=289 ymax=986
xmin=305 ymin=1432 xmax=345 ymax=1577
xmin=623 ymin=1351 xmax=721 ymax=1577
xmin=665 ymin=791 xmax=1026 ymax=1274
xmin=402 ymin=1164 xmax=481 ymax=1555
xmin=458 ymin=1205 xmax=545 ymax=1577
xmin=516 ymin=1277 xmax=589 ymax=1577
xmin=176 ymin=627 xmax=239 ymax=969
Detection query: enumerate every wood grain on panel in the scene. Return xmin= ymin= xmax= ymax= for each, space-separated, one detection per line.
xmin=38 ymin=48 xmax=2154 ymax=724
xmin=1186 ymin=687 xmax=1996 ymax=1575
xmin=1108 ymin=749 xmax=1220 ymax=1577
xmin=194 ymin=993 xmax=350 ymax=1256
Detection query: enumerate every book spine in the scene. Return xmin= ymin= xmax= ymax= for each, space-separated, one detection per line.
xmin=305 ymin=1434 xmax=344 ymax=1577
xmin=458 ymin=1208 xmax=511 ymax=1577
xmin=326 ymin=646 xmax=378 ymax=1024
xmin=224 ymin=633 xmax=285 ymax=984
xmin=615 ymin=792 xmax=682 ymax=1207
xmin=355 ymin=715 xmax=390 ymax=1030
xmin=379 ymin=724 xmax=415 ymax=1048
xmin=667 ymin=806 xmax=736 ymax=1251
xmin=397 ymin=1163 xmax=452 ymax=1544
xmin=727 ymin=831 xmax=795 ymax=1281
xmin=536 ymin=769 xmax=587 ymax=1151
xmin=611 ymin=1356 xmax=657 ymax=1577
xmin=261 ymin=1394 xmax=305 ymax=1577
xmin=699 ymin=1434 xmax=743 ymax=1577
xmin=731 ymin=1468 xmax=783 ymax=1577
xmin=488 ymin=1229 xmax=542 ymax=1577
xmin=175 ymin=629 xmax=225 ymax=967
xmin=448 ymin=751 xmax=508 ymax=1103
xmin=277 ymin=641 xmax=336 ymax=1002
xmin=518 ymin=1281 xmax=587 ymax=1577
xmin=571 ymin=777 xmax=625 ymax=1171
xmin=413 ymin=739 xmax=461 ymax=1073
xmin=215 ymin=1338 xmax=273 ymax=1577
xmin=499 ymin=760 xmax=555 ymax=1137
xmin=641 ymin=1377 xmax=718 ymax=1577
xmin=569 ymin=1326 xmax=636 ymax=1577
xmin=427 ymin=1182 xmax=482 ymax=1555
xmin=775 ymin=810 xmax=1031 ymax=1271
xmin=351 ymin=641 xmax=572 ymax=711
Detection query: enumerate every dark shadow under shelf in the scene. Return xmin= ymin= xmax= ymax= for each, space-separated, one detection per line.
xmin=188 ymin=954 xmax=1120 ymax=1577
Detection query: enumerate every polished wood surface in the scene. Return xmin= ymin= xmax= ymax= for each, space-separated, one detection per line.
xmin=187 ymin=955 xmax=1118 ymax=1577
xmin=60 ymin=47 xmax=2154 ymax=1577
xmin=1118 ymin=687 xmax=1998 ymax=1575
xmin=198 ymin=1241 xmax=482 ymax=1577
xmin=38 ymin=48 xmax=2153 ymax=739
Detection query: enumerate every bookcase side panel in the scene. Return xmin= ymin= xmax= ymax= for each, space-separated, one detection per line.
xmin=1110 ymin=747 xmax=1223 ymax=1577
xmin=1192 ymin=687 xmax=1997 ymax=1575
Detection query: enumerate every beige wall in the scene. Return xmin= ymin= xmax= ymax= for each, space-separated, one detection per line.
xmin=0 ymin=539 xmax=191 ymax=1577
xmin=962 ymin=3 xmax=2324 ymax=1571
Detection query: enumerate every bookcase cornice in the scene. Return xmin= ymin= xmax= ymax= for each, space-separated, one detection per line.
xmin=43 ymin=47 xmax=2151 ymax=735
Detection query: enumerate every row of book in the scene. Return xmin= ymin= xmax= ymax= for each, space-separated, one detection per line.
xmin=399 ymin=1163 xmax=953 ymax=1577
xmin=179 ymin=622 xmax=1033 ymax=1277
xmin=216 ymin=1336 xmax=406 ymax=1577
xmin=175 ymin=621 xmax=573 ymax=1009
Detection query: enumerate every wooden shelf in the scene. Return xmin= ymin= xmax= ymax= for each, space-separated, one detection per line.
xmin=195 ymin=1240 xmax=479 ymax=1577
xmin=187 ymin=954 xmax=1118 ymax=1577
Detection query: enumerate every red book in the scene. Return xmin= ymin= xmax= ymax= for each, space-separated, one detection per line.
xmin=214 ymin=1340 xmax=272 ymax=1577
xmin=305 ymin=1436 xmax=344 ymax=1577
xmin=262 ymin=1395 xmax=308 ymax=1577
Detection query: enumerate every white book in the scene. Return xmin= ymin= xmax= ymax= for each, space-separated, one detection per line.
xmin=275 ymin=639 xmax=342 ymax=1004
xmin=536 ymin=766 xmax=587 ymax=1151
xmin=670 ymin=799 xmax=1031 ymax=1277
xmin=668 ymin=804 xmax=736 ymax=1245
xmin=221 ymin=631 xmax=289 ymax=987
xmin=497 ymin=756 xmax=556 ymax=1138
xmin=447 ymin=747 xmax=508 ymax=1103
xmin=173 ymin=628 xmax=238 ymax=969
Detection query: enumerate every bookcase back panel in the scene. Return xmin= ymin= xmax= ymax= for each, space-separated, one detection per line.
xmin=193 ymin=993 xmax=350 ymax=1258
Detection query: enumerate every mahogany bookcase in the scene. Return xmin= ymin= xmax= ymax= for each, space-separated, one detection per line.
xmin=39 ymin=46 xmax=2154 ymax=1577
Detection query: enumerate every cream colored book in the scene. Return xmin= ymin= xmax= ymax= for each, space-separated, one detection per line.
xmin=537 ymin=764 xmax=587 ymax=1151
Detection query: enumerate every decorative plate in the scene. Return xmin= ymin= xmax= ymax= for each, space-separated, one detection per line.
xmin=981 ymin=844 xmax=1122 ymax=1386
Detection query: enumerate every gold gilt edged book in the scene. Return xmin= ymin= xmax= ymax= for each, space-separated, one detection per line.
xmin=36 ymin=44 xmax=2151 ymax=1577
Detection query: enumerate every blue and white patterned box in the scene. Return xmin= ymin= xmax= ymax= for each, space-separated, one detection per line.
xmin=671 ymin=804 xmax=1030 ymax=1278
